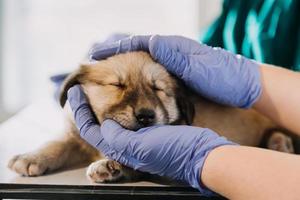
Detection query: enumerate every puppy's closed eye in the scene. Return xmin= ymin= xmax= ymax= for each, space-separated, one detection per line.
xmin=151 ymin=80 xmax=167 ymax=92
xmin=94 ymin=81 xmax=125 ymax=89
xmin=108 ymin=83 xmax=126 ymax=89
xmin=151 ymin=82 xmax=175 ymax=97
xmin=152 ymin=85 xmax=163 ymax=91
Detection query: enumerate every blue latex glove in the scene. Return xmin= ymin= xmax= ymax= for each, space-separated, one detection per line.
xmin=88 ymin=33 xmax=129 ymax=61
xmin=67 ymin=85 xmax=236 ymax=196
xmin=89 ymin=35 xmax=261 ymax=108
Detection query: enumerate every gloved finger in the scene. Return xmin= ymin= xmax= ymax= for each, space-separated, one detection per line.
xmin=101 ymin=119 xmax=142 ymax=168
xmin=88 ymin=33 xmax=130 ymax=61
xmin=103 ymin=33 xmax=130 ymax=43
xmin=149 ymin=35 xmax=205 ymax=54
xmin=148 ymin=35 xmax=191 ymax=78
xmin=148 ymin=35 xmax=216 ymax=78
xmin=67 ymin=85 xmax=90 ymax=113
xmin=67 ymin=85 xmax=110 ymax=154
xmin=101 ymin=119 xmax=135 ymax=151
xmin=90 ymin=35 xmax=151 ymax=60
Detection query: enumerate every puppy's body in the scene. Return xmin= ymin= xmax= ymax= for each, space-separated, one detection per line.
xmin=8 ymin=52 xmax=295 ymax=182
xmin=192 ymin=97 xmax=275 ymax=146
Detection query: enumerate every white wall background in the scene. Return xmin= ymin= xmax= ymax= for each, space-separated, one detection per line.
xmin=1 ymin=0 xmax=222 ymax=114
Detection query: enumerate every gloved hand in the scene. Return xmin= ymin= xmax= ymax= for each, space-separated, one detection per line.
xmin=67 ymin=85 xmax=236 ymax=196
xmin=89 ymin=35 xmax=261 ymax=108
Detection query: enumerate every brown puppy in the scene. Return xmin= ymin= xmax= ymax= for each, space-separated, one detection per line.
xmin=8 ymin=52 xmax=297 ymax=183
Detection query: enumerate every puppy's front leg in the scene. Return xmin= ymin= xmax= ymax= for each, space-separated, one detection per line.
xmin=8 ymin=134 xmax=98 ymax=176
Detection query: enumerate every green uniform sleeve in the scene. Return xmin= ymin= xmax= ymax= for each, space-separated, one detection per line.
xmin=200 ymin=0 xmax=300 ymax=71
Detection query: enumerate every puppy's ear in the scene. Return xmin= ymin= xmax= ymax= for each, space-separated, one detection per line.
xmin=59 ymin=67 xmax=85 ymax=107
xmin=175 ymin=81 xmax=195 ymax=125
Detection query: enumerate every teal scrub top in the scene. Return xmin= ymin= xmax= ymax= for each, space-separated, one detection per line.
xmin=200 ymin=0 xmax=300 ymax=71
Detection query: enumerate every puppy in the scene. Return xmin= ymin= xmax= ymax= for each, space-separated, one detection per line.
xmin=8 ymin=51 xmax=298 ymax=183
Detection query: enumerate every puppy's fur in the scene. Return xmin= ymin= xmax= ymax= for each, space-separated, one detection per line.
xmin=8 ymin=52 xmax=298 ymax=183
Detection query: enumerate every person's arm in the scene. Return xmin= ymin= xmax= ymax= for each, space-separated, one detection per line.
xmin=202 ymin=145 xmax=300 ymax=199
xmin=253 ymin=64 xmax=300 ymax=134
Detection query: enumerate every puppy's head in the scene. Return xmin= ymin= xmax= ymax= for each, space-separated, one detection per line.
xmin=60 ymin=51 xmax=194 ymax=130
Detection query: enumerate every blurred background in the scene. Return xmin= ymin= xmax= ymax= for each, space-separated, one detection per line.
xmin=0 ymin=0 xmax=299 ymax=122
xmin=0 ymin=0 xmax=222 ymax=121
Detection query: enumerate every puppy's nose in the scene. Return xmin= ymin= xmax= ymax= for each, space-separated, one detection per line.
xmin=136 ymin=108 xmax=155 ymax=127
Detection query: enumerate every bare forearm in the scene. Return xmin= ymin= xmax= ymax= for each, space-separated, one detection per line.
xmin=201 ymin=64 xmax=300 ymax=198
xmin=254 ymin=64 xmax=300 ymax=134
xmin=201 ymin=146 xmax=300 ymax=199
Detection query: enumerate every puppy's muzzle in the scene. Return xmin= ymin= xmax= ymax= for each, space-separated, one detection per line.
xmin=135 ymin=108 xmax=155 ymax=127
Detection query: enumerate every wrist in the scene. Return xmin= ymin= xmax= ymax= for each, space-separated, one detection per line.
xmin=238 ymin=57 xmax=262 ymax=108
xmin=184 ymin=132 xmax=237 ymax=197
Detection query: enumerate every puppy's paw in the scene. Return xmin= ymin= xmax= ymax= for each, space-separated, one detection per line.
xmin=8 ymin=153 xmax=48 ymax=176
xmin=267 ymin=132 xmax=294 ymax=153
xmin=86 ymin=159 xmax=123 ymax=183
